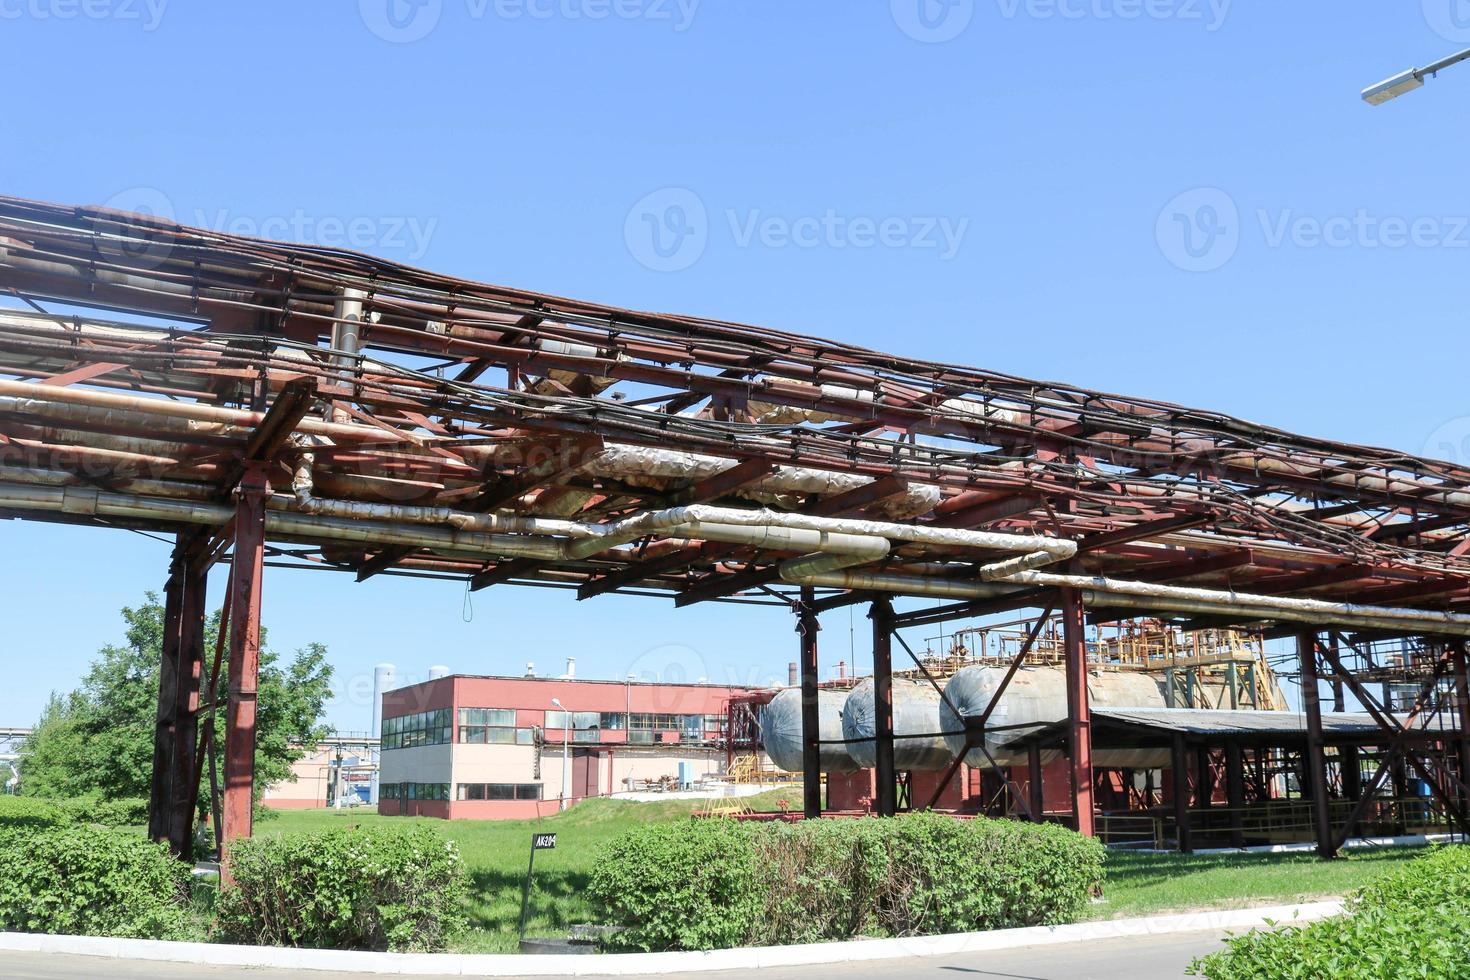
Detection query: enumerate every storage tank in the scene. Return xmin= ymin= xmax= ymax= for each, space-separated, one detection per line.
xmin=841 ymin=677 xmax=957 ymax=771
xmin=760 ymin=688 xmax=860 ymax=773
xmin=940 ymin=666 xmax=1170 ymax=768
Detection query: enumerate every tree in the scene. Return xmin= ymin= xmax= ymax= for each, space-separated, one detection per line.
xmin=18 ymin=594 xmax=334 ymax=811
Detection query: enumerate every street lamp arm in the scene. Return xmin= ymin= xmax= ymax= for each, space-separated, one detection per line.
xmin=1363 ymin=46 xmax=1470 ymax=105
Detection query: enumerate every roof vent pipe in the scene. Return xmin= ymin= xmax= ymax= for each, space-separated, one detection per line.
xmin=525 ymin=661 xmax=536 ymax=678
xmin=563 ymin=657 xmax=576 ymax=679
xmin=428 ymin=664 xmax=450 ymax=680
xmin=788 ymin=662 xmax=799 ymax=686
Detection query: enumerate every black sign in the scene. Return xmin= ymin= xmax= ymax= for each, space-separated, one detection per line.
xmin=532 ymin=833 xmax=557 ymax=850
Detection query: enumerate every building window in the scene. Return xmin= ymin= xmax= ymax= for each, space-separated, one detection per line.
xmin=458 ymin=707 xmax=519 ymax=743
xmin=545 ymin=710 xmax=601 ymax=732
xmin=457 ymin=783 xmax=543 ymax=801
xmin=381 ymin=709 xmax=451 ymax=750
xmin=383 ymin=782 xmax=448 ymax=801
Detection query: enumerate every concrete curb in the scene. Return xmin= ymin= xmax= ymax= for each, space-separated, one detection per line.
xmin=0 ymin=902 xmax=1343 ymax=976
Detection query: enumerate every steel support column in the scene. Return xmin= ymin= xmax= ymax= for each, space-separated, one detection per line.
xmin=1226 ymin=741 xmax=1246 ymax=848
xmin=1297 ymin=630 xmax=1336 ymax=858
xmin=223 ymin=466 xmax=267 ymax=851
xmin=147 ymin=538 xmax=209 ymax=858
xmin=1060 ymin=587 xmax=1094 ymax=837
xmin=1456 ymin=644 xmax=1470 ymax=821
xmin=797 ymin=586 xmax=822 ymax=819
xmin=1172 ymin=733 xmax=1192 ymax=853
xmin=869 ymin=597 xmax=897 ymax=817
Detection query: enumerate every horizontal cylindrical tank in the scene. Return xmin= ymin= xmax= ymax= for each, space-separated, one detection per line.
xmin=761 ymin=688 xmax=860 ymax=773
xmin=940 ymin=666 xmax=1170 ymax=768
xmin=841 ymin=677 xmax=957 ymax=771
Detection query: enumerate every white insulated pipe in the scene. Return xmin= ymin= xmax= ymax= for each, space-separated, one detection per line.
xmin=784 ymin=566 xmax=1470 ymax=637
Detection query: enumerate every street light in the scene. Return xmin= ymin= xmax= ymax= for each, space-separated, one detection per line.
xmin=1362 ymin=47 xmax=1470 ymax=105
xmin=550 ymin=697 xmax=571 ymax=811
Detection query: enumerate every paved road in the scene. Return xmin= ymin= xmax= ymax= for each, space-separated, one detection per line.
xmin=3 ymin=930 xmax=1228 ymax=980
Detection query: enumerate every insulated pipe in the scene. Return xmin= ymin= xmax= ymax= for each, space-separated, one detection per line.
xmin=785 ymin=566 xmax=1470 ymax=637
xmin=0 ymin=481 xmax=566 ymax=563
xmin=562 ymin=504 xmax=1077 ymax=563
xmin=1002 ymin=569 xmax=1470 ymax=633
xmin=0 ymin=379 xmax=407 ymax=445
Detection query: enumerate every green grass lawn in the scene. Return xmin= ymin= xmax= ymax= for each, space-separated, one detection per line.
xmin=258 ymin=802 xmax=1424 ymax=952
xmin=260 ymin=791 xmax=797 ymax=952
xmin=1089 ymin=846 xmax=1426 ymax=921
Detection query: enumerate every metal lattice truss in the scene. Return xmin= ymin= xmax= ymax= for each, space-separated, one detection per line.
xmin=2 ymin=194 xmax=1469 ymax=636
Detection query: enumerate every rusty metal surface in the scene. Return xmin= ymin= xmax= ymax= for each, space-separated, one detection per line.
xmin=0 ymin=193 xmax=1466 ymax=622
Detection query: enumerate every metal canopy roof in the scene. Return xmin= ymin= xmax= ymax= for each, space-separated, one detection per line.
xmin=1007 ymin=706 xmax=1462 ymax=748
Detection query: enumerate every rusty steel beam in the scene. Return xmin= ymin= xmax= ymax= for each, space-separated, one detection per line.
xmin=222 ymin=465 xmax=267 ymax=857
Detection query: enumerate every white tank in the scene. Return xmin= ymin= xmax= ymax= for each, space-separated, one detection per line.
xmin=940 ymin=666 xmax=1170 ymax=768
xmin=760 ymin=688 xmax=860 ymax=773
xmin=841 ymin=677 xmax=957 ymax=771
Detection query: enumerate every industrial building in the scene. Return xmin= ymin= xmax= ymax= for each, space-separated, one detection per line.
xmin=377 ymin=665 xmax=752 ymax=818
xmin=0 ymin=195 xmax=1464 ymax=865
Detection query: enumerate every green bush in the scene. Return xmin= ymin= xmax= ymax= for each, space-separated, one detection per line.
xmin=1190 ymin=845 xmax=1470 ymax=979
xmin=57 ymin=794 xmax=150 ymax=827
xmin=589 ymin=818 xmax=765 ymax=951
xmin=0 ymin=824 xmax=195 ymax=939
xmin=214 ymin=824 xmax=469 ymax=952
xmin=0 ymin=795 xmax=72 ymax=829
xmin=589 ymin=813 xmax=1105 ymax=951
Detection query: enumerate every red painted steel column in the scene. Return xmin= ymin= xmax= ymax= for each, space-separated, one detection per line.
xmin=798 ymin=587 xmax=822 ymax=819
xmin=1061 ymin=587 xmax=1095 ymax=837
xmin=223 ymin=466 xmax=268 ymax=853
xmin=1297 ymin=631 xmax=1336 ymax=859
xmin=870 ymin=597 xmax=897 ymax=817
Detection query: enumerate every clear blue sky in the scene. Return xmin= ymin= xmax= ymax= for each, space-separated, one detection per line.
xmin=2 ymin=2 xmax=1467 ymax=730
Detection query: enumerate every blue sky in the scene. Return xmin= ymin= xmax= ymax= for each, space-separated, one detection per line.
xmin=2 ymin=2 xmax=1468 ymax=730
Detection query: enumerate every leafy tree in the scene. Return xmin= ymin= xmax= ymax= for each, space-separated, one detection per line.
xmin=18 ymin=594 xmax=334 ymax=812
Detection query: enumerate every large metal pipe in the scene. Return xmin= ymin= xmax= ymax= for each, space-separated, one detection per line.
xmin=787 ymin=566 xmax=1470 ymax=637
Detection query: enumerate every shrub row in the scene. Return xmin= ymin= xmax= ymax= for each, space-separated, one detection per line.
xmin=0 ymin=823 xmax=197 ymax=940
xmin=1190 ymin=845 xmax=1470 ymax=979
xmin=0 ymin=803 xmax=467 ymax=952
xmin=215 ymin=824 xmax=469 ymax=952
xmin=0 ymin=793 xmax=149 ymax=828
xmin=588 ymin=812 xmax=1105 ymax=951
